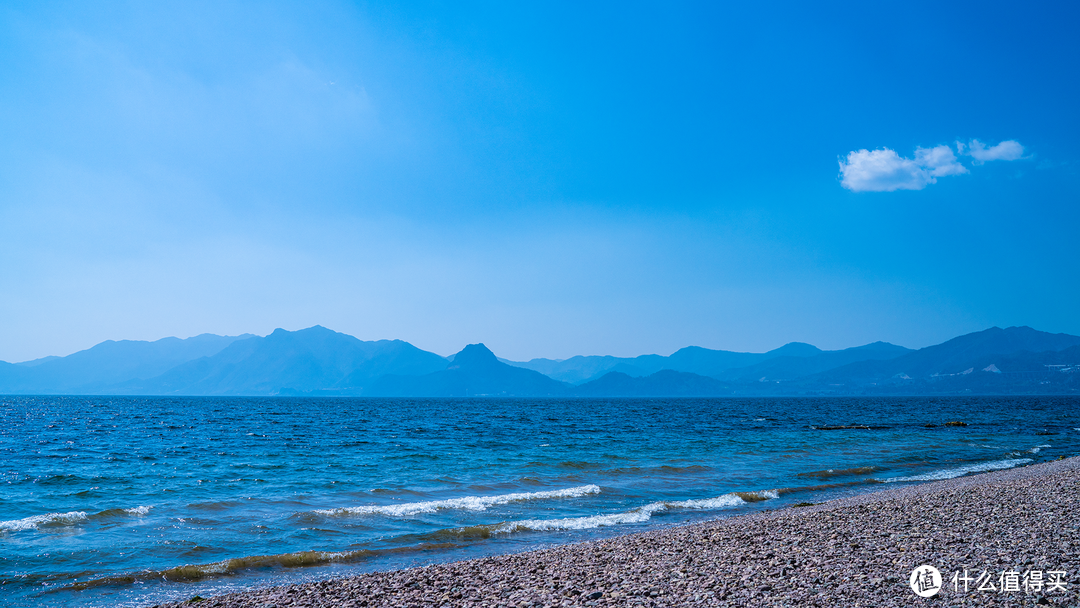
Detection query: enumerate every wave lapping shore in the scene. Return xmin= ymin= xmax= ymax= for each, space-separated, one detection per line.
xmin=154 ymin=457 xmax=1080 ymax=607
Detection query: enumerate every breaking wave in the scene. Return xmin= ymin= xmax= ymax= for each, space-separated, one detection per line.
xmin=882 ymin=458 xmax=1032 ymax=483
xmin=492 ymin=491 xmax=774 ymax=533
xmin=0 ymin=511 xmax=89 ymax=532
xmin=1 ymin=505 xmax=153 ymax=532
xmin=313 ymin=485 xmax=601 ymax=517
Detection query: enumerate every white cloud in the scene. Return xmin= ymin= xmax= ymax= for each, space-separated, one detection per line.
xmin=838 ymin=148 xmax=932 ymax=192
xmin=959 ymin=139 xmax=1025 ymax=163
xmin=840 ymin=139 xmax=1026 ymax=192
xmin=914 ymin=145 xmax=968 ymax=177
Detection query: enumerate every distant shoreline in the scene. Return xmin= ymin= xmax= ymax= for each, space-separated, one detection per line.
xmin=152 ymin=457 xmax=1080 ymax=607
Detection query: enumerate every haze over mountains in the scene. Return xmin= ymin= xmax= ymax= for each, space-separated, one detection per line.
xmin=1 ymin=326 xmax=1078 ymax=397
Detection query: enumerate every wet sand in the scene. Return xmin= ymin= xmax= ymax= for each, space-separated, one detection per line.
xmin=154 ymin=457 xmax=1080 ymax=607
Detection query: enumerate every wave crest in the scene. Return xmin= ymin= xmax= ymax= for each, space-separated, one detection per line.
xmin=883 ymin=458 xmax=1032 ymax=483
xmin=313 ymin=485 xmax=601 ymax=517
xmin=494 ymin=491 xmax=768 ymax=533
xmin=0 ymin=511 xmax=88 ymax=532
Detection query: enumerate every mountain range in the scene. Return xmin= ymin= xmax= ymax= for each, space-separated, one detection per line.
xmin=1 ymin=325 xmax=1078 ymax=397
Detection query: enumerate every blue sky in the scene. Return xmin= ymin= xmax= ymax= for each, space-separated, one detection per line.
xmin=1 ymin=0 xmax=1077 ymax=362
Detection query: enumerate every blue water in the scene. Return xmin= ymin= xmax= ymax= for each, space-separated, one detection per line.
xmin=2 ymin=396 xmax=1078 ymax=607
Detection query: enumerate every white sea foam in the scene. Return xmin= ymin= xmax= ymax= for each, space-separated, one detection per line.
xmin=315 ymin=485 xmax=601 ymax=517
xmin=0 ymin=511 xmax=89 ymax=532
xmin=125 ymin=505 xmax=152 ymax=516
xmin=494 ymin=492 xmax=759 ymax=533
xmin=883 ymin=458 xmax=1032 ymax=483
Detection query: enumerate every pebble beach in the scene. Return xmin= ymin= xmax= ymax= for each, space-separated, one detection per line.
xmin=153 ymin=456 xmax=1080 ymax=608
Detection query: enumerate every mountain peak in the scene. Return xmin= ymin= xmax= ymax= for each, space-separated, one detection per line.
xmin=768 ymin=342 xmax=822 ymax=357
xmin=449 ymin=343 xmax=499 ymax=368
xmin=270 ymin=325 xmax=332 ymax=336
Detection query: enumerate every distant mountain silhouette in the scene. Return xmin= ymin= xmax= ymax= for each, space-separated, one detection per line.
xmin=712 ymin=342 xmax=913 ymax=382
xmin=907 ymin=344 xmax=1080 ymax=393
xmin=507 ymin=341 xmax=910 ymax=384
xmin=807 ymin=327 xmax=1080 ymax=383
xmin=367 ymin=343 xmax=569 ymax=397
xmin=0 ymin=362 xmax=26 ymax=392
xmin=505 ymin=354 xmax=657 ymax=384
xmin=1 ymin=325 xmax=1077 ymax=396
xmin=573 ymin=370 xmax=731 ymax=396
xmin=0 ymin=333 xmax=253 ymax=394
xmin=14 ymin=355 xmax=61 ymax=367
xmin=125 ymin=326 xmax=448 ymax=395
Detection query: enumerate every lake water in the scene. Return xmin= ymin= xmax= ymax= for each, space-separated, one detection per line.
xmin=2 ymin=396 xmax=1078 ymax=607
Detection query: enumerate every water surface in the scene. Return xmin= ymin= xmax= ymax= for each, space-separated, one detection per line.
xmin=2 ymin=396 xmax=1077 ymax=607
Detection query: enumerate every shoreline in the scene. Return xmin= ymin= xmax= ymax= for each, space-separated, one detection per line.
xmin=153 ymin=457 xmax=1080 ymax=607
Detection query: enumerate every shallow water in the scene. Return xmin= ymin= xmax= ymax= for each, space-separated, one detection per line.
xmin=1 ymin=396 xmax=1077 ymax=607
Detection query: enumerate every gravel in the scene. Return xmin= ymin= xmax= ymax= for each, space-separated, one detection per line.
xmin=152 ymin=457 xmax=1080 ymax=607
